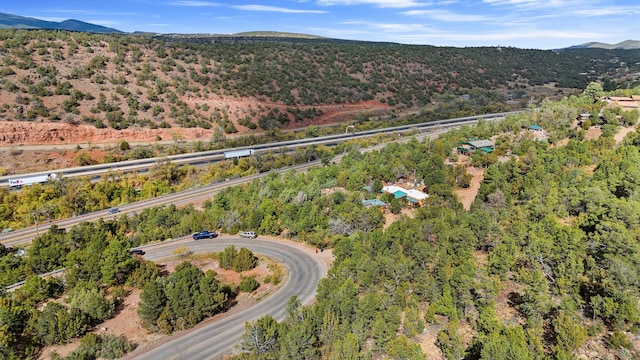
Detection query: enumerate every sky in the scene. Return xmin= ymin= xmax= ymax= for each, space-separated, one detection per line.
xmin=4 ymin=0 xmax=640 ymax=49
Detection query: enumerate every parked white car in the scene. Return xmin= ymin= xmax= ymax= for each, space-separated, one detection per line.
xmin=239 ymin=231 xmax=257 ymax=239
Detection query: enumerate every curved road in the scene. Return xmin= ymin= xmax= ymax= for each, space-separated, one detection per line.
xmin=126 ymin=235 xmax=328 ymax=360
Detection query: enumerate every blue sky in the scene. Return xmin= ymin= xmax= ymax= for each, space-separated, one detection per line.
xmin=4 ymin=0 xmax=640 ymax=49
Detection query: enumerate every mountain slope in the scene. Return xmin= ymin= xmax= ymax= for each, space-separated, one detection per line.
xmin=0 ymin=29 xmax=637 ymax=147
xmin=0 ymin=12 xmax=122 ymax=33
xmin=567 ymin=40 xmax=640 ymax=50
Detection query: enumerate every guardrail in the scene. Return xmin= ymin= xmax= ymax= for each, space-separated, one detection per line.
xmin=5 ymin=268 xmax=65 ymax=292
xmin=0 ymin=111 xmax=521 ymax=188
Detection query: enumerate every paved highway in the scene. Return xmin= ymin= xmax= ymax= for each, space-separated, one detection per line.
xmin=0 ymin=111 xmax=519 ymax=187
xmin=0 ymin=161 xmax=320 ymax=246
xmin=124 ymin=236 xmax=328 ymax=360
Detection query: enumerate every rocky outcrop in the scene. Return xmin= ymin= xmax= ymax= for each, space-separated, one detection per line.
xmin=0 ymin=121 xmax=211 ymax=146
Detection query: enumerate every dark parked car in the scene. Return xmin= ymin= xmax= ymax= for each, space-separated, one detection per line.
xmin=193 ymin=230 xmax=217 ymax=240
xmin=107 ymin=208 xmax=120 ymax=215
xmin=129 ymin=249 xmax=145 ymax=256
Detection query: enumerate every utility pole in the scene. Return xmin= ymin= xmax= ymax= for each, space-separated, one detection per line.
xmin=32 ymin=210 xmax=39 ymax=237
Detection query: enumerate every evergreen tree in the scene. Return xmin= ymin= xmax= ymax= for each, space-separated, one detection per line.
xmin=138 ymin=279 xmax=167 ymax=330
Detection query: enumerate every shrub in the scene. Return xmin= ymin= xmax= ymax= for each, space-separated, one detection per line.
xmin=118 ymin=140 xmax=130 ymax=151
xmin=239 ymin=276 xmax=259 ymax=293
xmin=99 ymin=334 xmax=137 ymax=359
xmin=233 ymin=247 xmax=258 ymax=272
xmin=606 ymin=330 xmax=632 ymax=350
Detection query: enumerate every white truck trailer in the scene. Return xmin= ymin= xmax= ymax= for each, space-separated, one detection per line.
xmin=8 ymin=173 xmax=58 ymax=188
xmin=224 ymin=149 xmax=255 ymax=159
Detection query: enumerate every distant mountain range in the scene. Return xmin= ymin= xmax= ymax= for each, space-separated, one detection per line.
xmin=565 ymin=40 xmax=640 ymax=50
xmin=0 ymin=11 xmax=639 ymax=51
xmin=0 ymin=12 xmax=121 ymax=34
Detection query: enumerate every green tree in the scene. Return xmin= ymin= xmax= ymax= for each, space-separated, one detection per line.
xmin=403 ymin=304 xmax=425 ymax=337
xmin=478 ymin=325 xmax=535 ymax=360
xmin=240 ymin=315 xmax=280 ymax=356
xmin=219 ymin=245 xmax=236 ymax=270
xmin=36 ymin=302 xmax=90 ymax=345
xmin=386 ymin=335 xmax=426 ymax=360
xmin=581 ymin=82 xmax=604 ymax=102
xmin=234 ymin=247 xmax=258 ymax=272
xmin=329 ymin=332 xmax=360 ymax=360
xmin=553 ymin=312 xmax=586 ymax=353
xmin=238 ymin=276 xmax=259 ymax=293
xmin=0 ymin=298 xmax=29 ymax=357
xmin=372 ymin=313 xmax=396 ymax=352
xmin=138 ymin=279 xmax=167 ymax=330
xmin=165 ymin=262 xmax=203 ymax=329
xmin=438 ymin=322 xmax=465 ymax=360
xmin=67 ymin=286 xmax=116 ymax=324
xmin=279 ymin=320 xmax=318 ymax=360
xmin=11 ymin=275 xmax=51 ymax=307
xmin=193 ymin=270 xmax=227 ymax=317
xmin=100 ymin=238 xmax=138 ymax=286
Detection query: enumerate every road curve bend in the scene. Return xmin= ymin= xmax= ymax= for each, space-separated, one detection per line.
xmin=127 ymin=235 xmax=329 ymax=360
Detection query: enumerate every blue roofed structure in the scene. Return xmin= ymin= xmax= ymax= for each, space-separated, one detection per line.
xmin=362 ymin=199 xmax=387 ymax=207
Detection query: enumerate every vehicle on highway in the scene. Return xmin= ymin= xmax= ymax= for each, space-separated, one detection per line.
xmin=193 ymin=230 xmax=217 ymax=240
xmin=8 ymin=173 xmax=59 ymax=188
xmin=107 ymin=208 xmax=120 ymax=215
xmin=129 ymin=249 xmax=145 ymax=255
xmin=239 ymin=231 xmax=257 ymax=239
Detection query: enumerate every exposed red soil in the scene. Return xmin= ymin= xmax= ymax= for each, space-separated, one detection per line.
xmin=451 ymin=154 xmax=485 ymax=211
xmin=0 ymin=98 xmax=389 ymax=147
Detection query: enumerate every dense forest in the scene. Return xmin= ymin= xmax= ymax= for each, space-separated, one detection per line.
xmin=1 ymin=84 xmax=640 ymax=358
xmin=0 ymin=29 xmax=638 ymax=135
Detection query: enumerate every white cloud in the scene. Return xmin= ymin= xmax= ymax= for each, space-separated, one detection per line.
xmin=168 ymin=1 xmax=223 ymax=7
xmin=341 ymin=20 xmax=435 ymax=32
xmin=401 ymin=29 xmax=605 ymax=42
xmin=316 ymin=0 xmax=430 ymax=8
xmin=482 ymin=0 xmax=543 ymax=5
xmin=402 ymin=9 xmax=491 ymax=22
xmin=26 ymin=16 xmax=67 ymax=22
xmin=573 ymin=6 xmax=640 ymax=17
xmin=234 ymin=5 xmax=327 ymax=14
xmin=45 ymin=9 xmax=137 ymax=16
xmin=87 ymin=20 xmax=119 ymax=26
xmin=481 ymin=0 xmax=595 ymax=10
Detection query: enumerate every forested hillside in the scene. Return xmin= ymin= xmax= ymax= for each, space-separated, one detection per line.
xmin=1 ymin=85 xmax=639 ymax=359
xmin=0 ymin=28 xmax=638 ymax=142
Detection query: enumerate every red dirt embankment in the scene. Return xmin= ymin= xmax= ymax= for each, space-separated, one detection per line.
xmin=0 ymin=99 xmax=389 ymax=147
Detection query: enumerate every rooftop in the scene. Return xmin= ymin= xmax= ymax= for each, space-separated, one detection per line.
xmin=362 ymin=199 xmax=387 ymax=207
xmin=468 ymin=139 xmax=495 ymax=149
xmin=406 ymin=189 xmax=429 ymax=200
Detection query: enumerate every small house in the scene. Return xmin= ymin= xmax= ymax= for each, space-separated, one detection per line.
xmin=457 ymin=139 xmax=495 ymax=155
xmin=382 ymin=185 xmax=408 ymax=198
xmin=603 ymin=96 xmax=640 ymax=110
xmin=382 ymin=185 xmax=429 ymax=205
xmin=528 ymin=124 xmax=543 ymax=134
xmin=405 ymin=189 xmax=430 ymax=204
xmin=362 ymin=199 xmax=387 ymax=209
xmin=577 ymin=113 xmax=591 ymax=126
